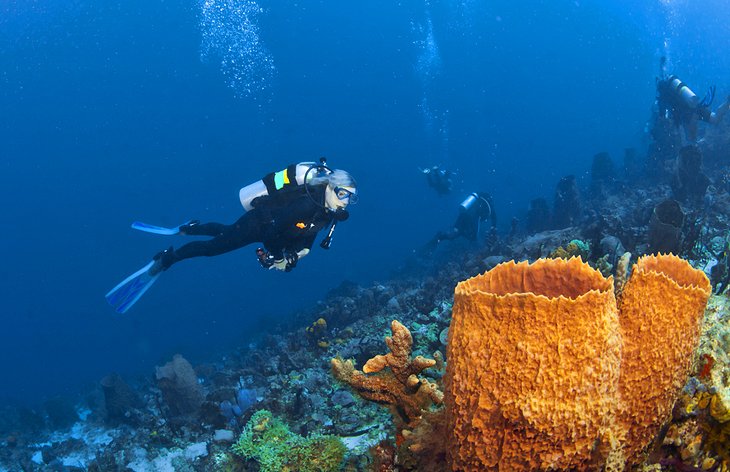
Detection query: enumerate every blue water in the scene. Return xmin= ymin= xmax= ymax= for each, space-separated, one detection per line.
xmin=1 ymin=0 xmax=728 ymax=405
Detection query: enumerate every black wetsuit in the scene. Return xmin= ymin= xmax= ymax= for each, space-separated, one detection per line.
xmin=656 ymin=77 xmax=714 ymax=143
xmin=429 ymin=192 xmax=496 ymax=248
xmin=442 ymin=193 xmax=496 ymax=240
xmin=657 ymin=78 xmax=700 ymax=127
xmin=163 ymin=186 xmax=335 ymax=269
xmin=426 ymin=168 xmax=453 ymax=195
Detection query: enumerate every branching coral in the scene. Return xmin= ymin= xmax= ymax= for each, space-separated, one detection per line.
xmin=331 ymin=320 xmax=446 ymax=470
xmin=331 ymin=320 xmax=443 ymax=431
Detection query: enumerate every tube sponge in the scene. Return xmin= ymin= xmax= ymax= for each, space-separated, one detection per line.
xmin=445 ymin=258 xmax=621 ymax=471
xmin=444 ymin=255 xmax=711 ymax=471
xmin=616 ymin=254 xmax=711 ymax=464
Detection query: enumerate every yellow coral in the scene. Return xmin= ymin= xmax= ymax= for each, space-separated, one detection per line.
xmin=306 ymin=317 xmax=327 ymax=335
xmin=362 ymin=320 xmax=437 ymax=383
xmin=306 ymin=317 xmax=328 ymax=347
xmin=710 ymin=394 xmax=730 ymax=423
xmin=548 ymin=240 xmax=589 ymax=260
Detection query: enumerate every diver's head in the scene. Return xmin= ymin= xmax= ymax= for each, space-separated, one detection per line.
xmin=312 ymin=169 xmax=358 ymax=210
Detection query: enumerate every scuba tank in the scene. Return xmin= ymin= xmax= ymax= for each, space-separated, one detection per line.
xmin=667 ymin=75 xmax=700 ymax=109
xmin=459 ymin=193 xmax=479 ymax=212
xmin=459 ymin=192 xmax=493 ymax=236
xmin=239 ymin=162 xmax=328 ymax=211
xmin=459 ymin=192 xmax=491 ymax=216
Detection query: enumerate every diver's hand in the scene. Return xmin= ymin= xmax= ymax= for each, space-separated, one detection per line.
xmin=269 ymin=259 xmax=288 ymax=271
xmin=268 ymin=250 xmax=304 ymax=272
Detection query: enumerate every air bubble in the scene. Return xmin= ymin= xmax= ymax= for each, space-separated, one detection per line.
xmin=199 ymin=0 xmax=276 ymax=99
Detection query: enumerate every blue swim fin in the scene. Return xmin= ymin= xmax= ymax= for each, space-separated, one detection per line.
xmin=131 ymin=220 xmax=192 ymax=235
xmin=105 ymin=260 xmax=160 ymax=314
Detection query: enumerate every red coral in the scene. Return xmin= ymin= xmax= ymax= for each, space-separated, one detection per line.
xmin=698 ymin=354 xmax=715 ymax=379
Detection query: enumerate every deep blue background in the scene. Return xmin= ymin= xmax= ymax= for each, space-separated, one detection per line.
xmin=1 ymin=0 xmax=728 ymax=405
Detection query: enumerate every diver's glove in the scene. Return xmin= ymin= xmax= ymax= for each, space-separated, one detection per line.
xmin=267 ymin=251 xmax=297 ymax=272
xmin=269 ymin=259 xmax=288 ymax=271
xmin=262 ymin=249 xmax=307 ymax=272
xmin=267 ymin=251 xmax=301 ymax=272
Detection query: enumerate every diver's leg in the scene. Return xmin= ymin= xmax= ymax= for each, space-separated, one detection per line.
xmin=155 ymin=213 xmax=261 ymax=270
xmin=684 ymin=119 xmax=699 ymax=143
xmin=179 ymin=221 xmax=226 ymax=237
xmin=422 ymin=228 xmax=459 ymax=254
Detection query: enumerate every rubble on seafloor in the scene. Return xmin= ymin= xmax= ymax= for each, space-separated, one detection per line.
xmin=2 ymin=139 xmax=730 ymax=470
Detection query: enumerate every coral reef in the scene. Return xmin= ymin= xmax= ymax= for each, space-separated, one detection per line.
xmin=155 ymin=354 xmax=205 ymax=419
xmin=100 ymin=373 xmax=142 ymax=424
xmin=548 ymin=238 xmax=590 ymax=260
xmin=3 ymin=120 xmax=730 ymax=472
xmin=648 ymin=199 xmax=685 ymax=254
xmin=672 ymin=145 xmax=710 ymax=203
xmin=4 ymin=231 xmax=727 ymax=472
xmin=231 ymin=409 xmax=346 ymax=472
xmin=677 ymin=294 xmax=730 ymax=469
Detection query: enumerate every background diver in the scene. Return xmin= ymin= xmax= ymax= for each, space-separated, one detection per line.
xmin=424 ymin=191 xmax=496 ymax=252
xmin=420 ymin=165 xmax=455 ymax=195
xmin=106 ymin=160 xmax=358 ymax=313
xmin=655 ymin=57 xmax=730 ymax=143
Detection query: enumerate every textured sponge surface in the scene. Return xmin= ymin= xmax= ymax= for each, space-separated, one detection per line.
xmin=445 ymin=255 xmax=711 ymax=471
xmin=446 ymin=258 xmax=621 ymax=471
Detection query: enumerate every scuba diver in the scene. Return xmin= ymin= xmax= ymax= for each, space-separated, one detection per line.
xmin=425 ymin=191 xmax=496 ymax=252
xmin=655 ymin=57 xmax=730 ymax=143
xmin=106 ymin=159 xmax=358 ymax=313
xmin=420 ymin=165 xmax=455 ymax=195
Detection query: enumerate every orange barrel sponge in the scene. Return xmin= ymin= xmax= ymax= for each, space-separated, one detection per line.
xmin=616 ymin=254 xmax=711 ymax=465
xmin=444 ymin=257 xmax=621 ymax=471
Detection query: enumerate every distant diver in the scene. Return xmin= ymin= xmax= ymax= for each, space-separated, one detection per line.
xmin=106 ymin=159 xmax=358 ymax=313
xmin=420 ymin=165 xmax=455 ymax=195
xmin=425 ymin=191 xmax=496 ymax=252
xmin=655 ymin=56 xmax=730 ymax=143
